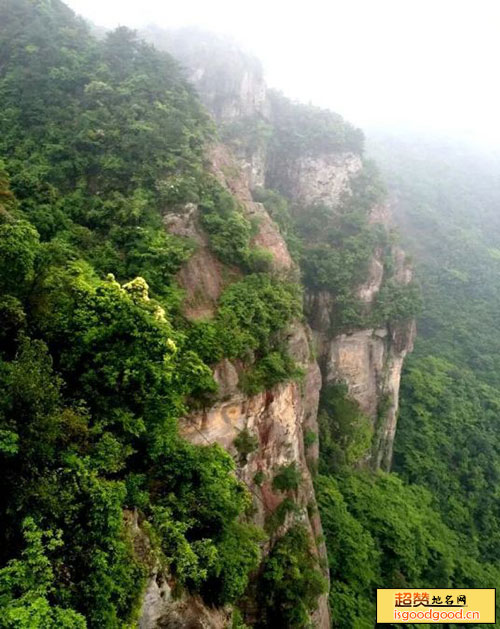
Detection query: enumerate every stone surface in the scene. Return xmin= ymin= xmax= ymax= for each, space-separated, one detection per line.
xmin=142 ymin=28 xmax=417 ymax=626
xmin=267 ymin=151 xmax=363 ymax=209
xmin=208 ymin=143 xmax=293 ymax=271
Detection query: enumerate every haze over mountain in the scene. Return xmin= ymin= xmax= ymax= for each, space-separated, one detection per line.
xmin=65 ymin=0 xmax=500 ymax=147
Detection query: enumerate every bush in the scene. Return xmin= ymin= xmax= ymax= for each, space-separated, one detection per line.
xmin=303 ymin=430 xmax=317 ymax=448
xmin=239 ymin=351 xmax=303 ymax=395
xmin=272 ymin=463 xmax=302 ymax=492
xmin=233 ymin=428 xmax=259 ymax=464
xmin=199 ymin=177 xmax=273 ymax=272
xmin=253 ymin=470 xmax=266 ymax=486
xmin=257 ymin=525 xmax=327 ymax=628
xmin=318 ymin=383 xmax=372 ymax=473
xmin=372 ymin=279 xmax=422 ymax=325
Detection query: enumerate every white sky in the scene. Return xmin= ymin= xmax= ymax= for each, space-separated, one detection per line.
xmin=65 ymin=0 xmax=500 ymax=146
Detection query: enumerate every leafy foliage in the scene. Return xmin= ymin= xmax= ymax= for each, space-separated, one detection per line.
xmin=233 ymin=428 xmax=259 ymax=464
xmin=318 ymin=383 xmax=372 ymax=473
xmin=315 ymin=471 xmax=500 ymax=628
xmin=0 ymin=2 xmax=270 ymax=625
xmin=257 ymin=525 xmax=327 ymax=628
xmin=312 ymin=131 xmax=500 ymax=627
xmin=272 ymin=463 xmax=302 ymax=493
xmin=259 ymin=158 xmax=414 ymax=333
xmin=268 ymin=91 xmax=364 ymax=158
xmin=187 ymin=274 xmax=303 ymax=393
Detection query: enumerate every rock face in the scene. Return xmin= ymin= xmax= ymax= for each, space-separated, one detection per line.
xmin=179 ymin=324 xmax=329 ymax=628
xmin=317 ymin=321 xmax=415 ymax=470
xmin=267 ymin=152 xmax=363 ymax=209
xmin=140 ymin=28 xmax=415 ymax=628
xmin=142 ymin=135 xmax=330 ymax=627
xmin=302 ymin=196 xmax=416 ymax=473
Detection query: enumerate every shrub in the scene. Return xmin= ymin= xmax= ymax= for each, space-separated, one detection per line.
xmin=257 ymin=525 xmax=327 ymax=628
xmin=233 ymin=428 xmax=259 ymax=464
xmin=239 ymin=351 xmax=303 ymax=395
xmin=318 ymin=383 xmax=372 ymax=473
xmin=303 ymin=430 xmax=317 ymax=449
xmin=253 ymin=470 xmax=266 ymax=486
xmin=272 ymin=463 xmax=302 ymax=492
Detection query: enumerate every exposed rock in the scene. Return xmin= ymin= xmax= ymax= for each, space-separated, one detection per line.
xmin=140 ymin=584 xmax=231 ymax=629
xmin=208 ymin=143 xmax=293 ymax=271
xmin=393 ymin=246 xmax=413 ymax=285
xmin=213 ymin=359 xmax=240 ymax=399
xmin=357 ymin=253 xmax=384 ymax=304
xmin=148 ymin=28 xmax=417 ymax=626
xmin=163 ymin=204 xmax=200 ymax=241
xmin=163 ymin=203 xmax=227 ymax=320
xmin=267 ymin=152 xmax=362 ymax=209
xmin=180 ymin=356 xmax=329 ymax=627
xmin=124 ymin=509 xmax=232 ymax=629
xmin=248 ymin=202 xmax=294 ymax=271
xmin=372 ymin=319 xmax=416 ymax=470
xmin=181 ymin=355 xmax=319 ymax=525
xmin=368 ymin=201 xmax=392 ymax=226
xmin=176 ymin=249 xmax=227 ymax=320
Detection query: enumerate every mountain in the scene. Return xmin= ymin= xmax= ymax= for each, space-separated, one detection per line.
xmin=2 ymin=2 xmax=494 ymax=628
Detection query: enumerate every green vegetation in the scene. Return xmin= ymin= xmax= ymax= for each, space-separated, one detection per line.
xmin=221 ymin=115 xmax=273 ymax=155
xmin=263 ymin=498 xmax=299 ymax=535
xmin=253 ymin=470 xmax=266 ymax=486
xmin=8 ymin=0 xmax=495 ymax=626
xmin=316 ymin=377 xmax=500 ymax=627
xmin=233 ymin=428 xmax=259 ymax=464
xmin=371 ymin=278 xmax=422 ymax=324
xmin=187 ymin=273 xmax=303 ymax=394
xmin=252 ymin=187 xmax=302 ymax=262
xmin=257 ymin=525 xmax=327 ymax=628
xmin=272 ymin=463 xmax=302 ymax=493
xmin=257 ymin=161 xmax=420 ymax=333
xmin=371 ymin=133 xmax=500 ymax=595
xmin=314 ymin=134 xmax=500 ymax=628
xmin=0 ymin=1 xmax=295 ymax=625
xmin=199 ymin=176 xmax=272 ymax=272
xmin=268 ymin=91 xmax=364 ymax=158
xmin=303 ymin=430 xmax=317 ymax=449
xmin=318 ymin=383 xmax=372 ymax=473
xmin=315 ymin=471 xmax=493 ymax=628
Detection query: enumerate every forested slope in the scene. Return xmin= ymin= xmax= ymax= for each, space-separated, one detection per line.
xmin=311 ymin=136 xmax=500 ymax=627
xmin=0 ymin=1 xmax=285 ymax=625
xmin=375 ymin=133 xmax=500 ymax=625
xmin=1 ymin=1 xmax=498 ymax=627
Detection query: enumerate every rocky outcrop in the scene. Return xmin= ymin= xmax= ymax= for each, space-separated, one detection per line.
xmin=208 ymin=143 xmax=293 ymax=271
xmin=164 ymin=203 xmax=227 ymax=319
xmin=125 ymin=510 xmax=232 ymax=629
xmin=141 ymin=27 xmax=415 ymax=626
xmin=267 ymin=152 xmax=362 ymax=210
xmin=149 ymin=138 xmax=329 ymax=627
xmin=180 ymin=321 xmax=329 ymax=628
xmin=316 ymin=320 xmax=415 ymax=470
xmin=303 ymin=204 xmax=415 ymax=472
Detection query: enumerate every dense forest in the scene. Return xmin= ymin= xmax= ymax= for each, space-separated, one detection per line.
xmin=0 ymin=1 xmax=297 ymax=626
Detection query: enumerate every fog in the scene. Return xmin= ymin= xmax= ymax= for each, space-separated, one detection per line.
xmin=65 ymin=0 xmax=500 ymax=147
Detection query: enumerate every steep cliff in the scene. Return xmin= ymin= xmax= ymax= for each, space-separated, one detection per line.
xmin=152 ymin=141 xmax=330 ymax=628
xmin=154 ymin=30 xmax=416 ymax=472
xmin=141 ymin=27 xmax=418 ymax=627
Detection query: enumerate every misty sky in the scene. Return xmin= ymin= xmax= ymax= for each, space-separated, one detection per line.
xmin=65 ymin=0 xmax=500 ymax=145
